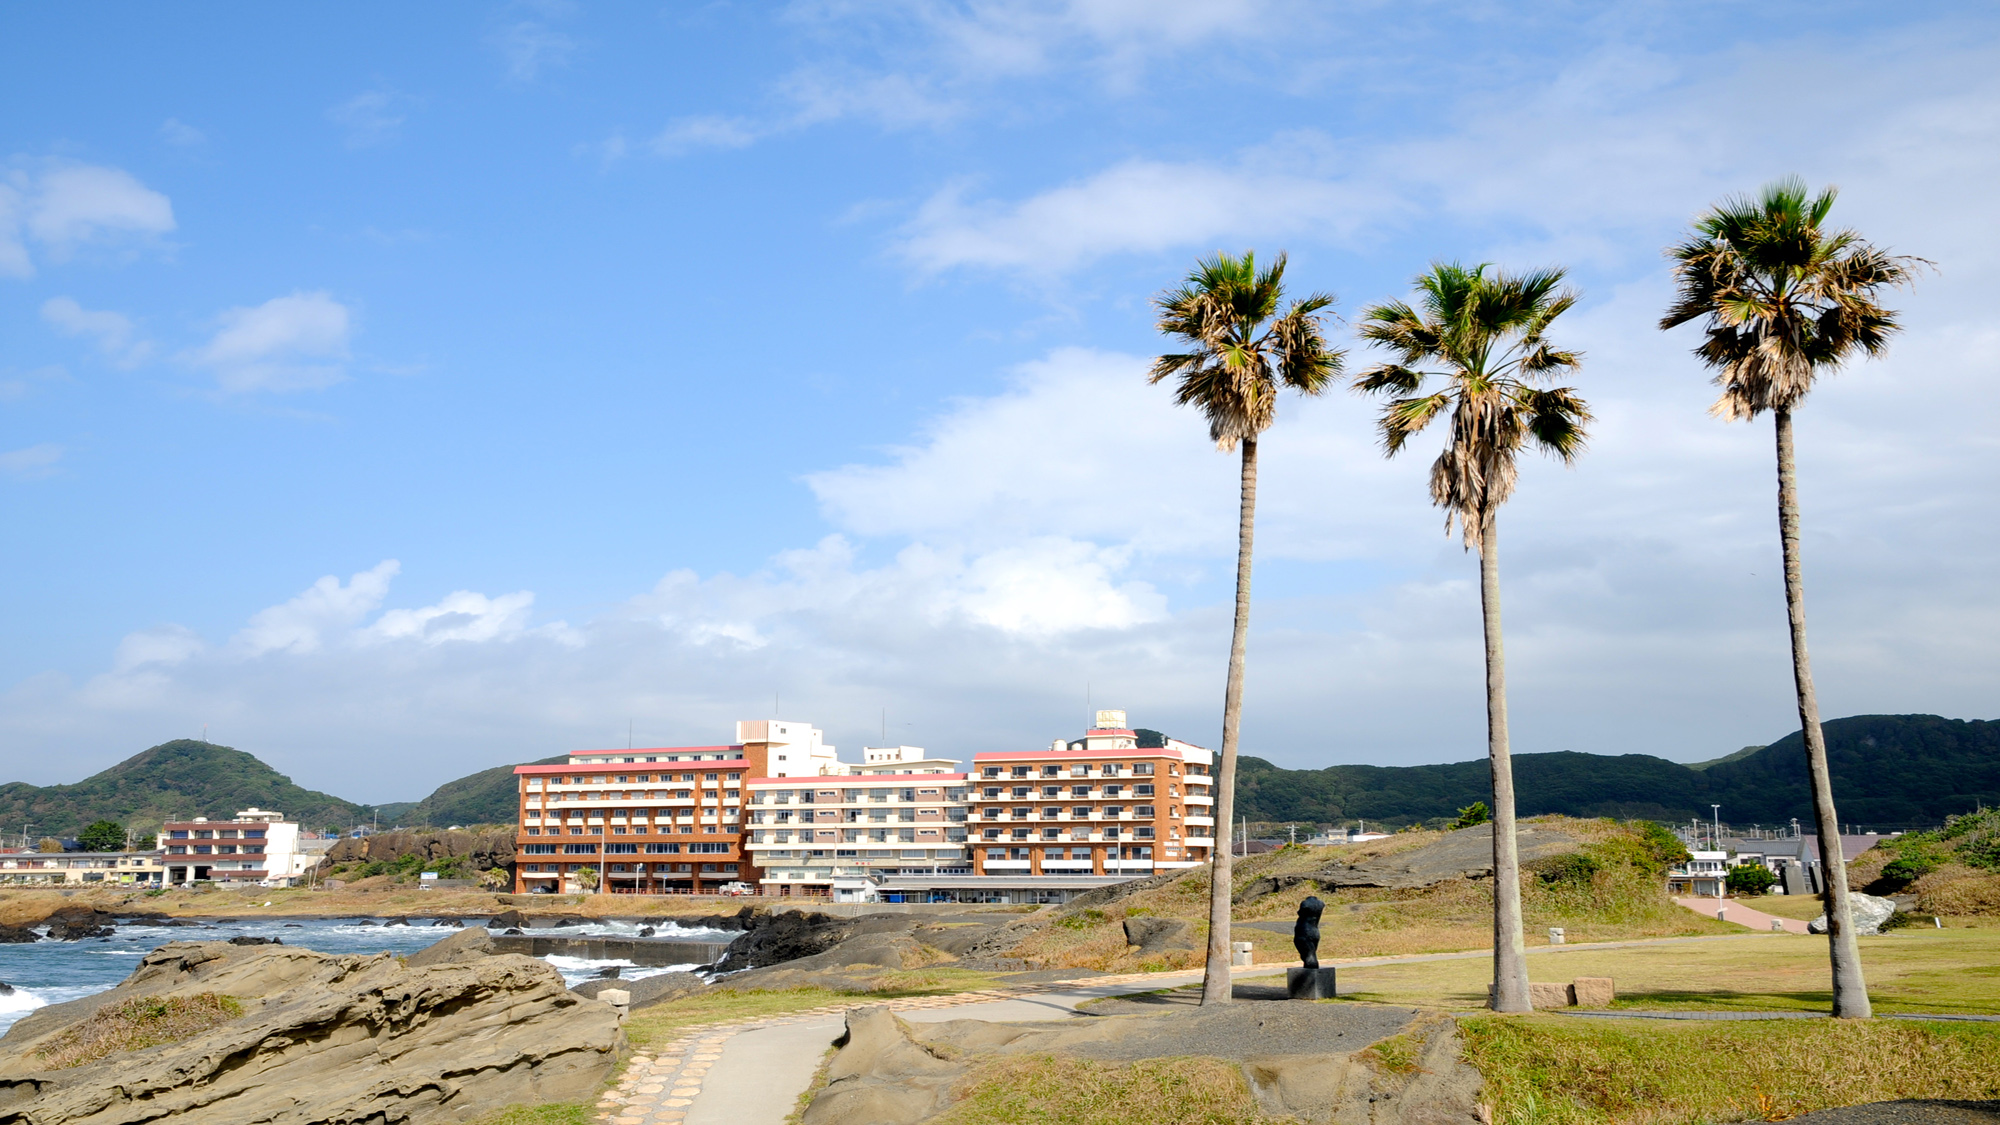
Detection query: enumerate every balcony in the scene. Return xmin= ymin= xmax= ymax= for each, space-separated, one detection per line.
xmin=1185 ymin=816 xmax=1215 ymax=827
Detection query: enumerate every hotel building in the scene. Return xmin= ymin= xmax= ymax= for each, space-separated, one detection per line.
xmin=162 ymin=808 xmax=310 ymax=886
xmin=510 ymin=710 xmax=1213 ymax=902
xmin=745 ymin=744 xmax=971 ymax=897
xmin=968 ymin=711 xmax=1215 ymax=879
xmin=511 ymin=720 xmax=836 ymax=894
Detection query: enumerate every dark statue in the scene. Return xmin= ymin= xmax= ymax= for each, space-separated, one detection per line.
xmin=1294 ymin=895 xmax=1323 ymax=970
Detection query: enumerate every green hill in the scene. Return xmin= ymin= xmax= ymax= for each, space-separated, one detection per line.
xmin=395 ymin=755 xmax=565 ymax=827
xmin=1235 ymin=714 xmax=1999 ymax=830
xmin=0 ymin=740 xmax=368 ymax=838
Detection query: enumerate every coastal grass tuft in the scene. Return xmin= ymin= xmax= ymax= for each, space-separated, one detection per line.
xmin=468 ymin=1104 xmax=592 ymax=1125
xmin=928 ymin=1053 xmax=1281 ymax=1125
xmin=35 ymin=993 xmax=242 ymax=1070
xmin=1461 ymin=1014 xmax=2000 ymax=1125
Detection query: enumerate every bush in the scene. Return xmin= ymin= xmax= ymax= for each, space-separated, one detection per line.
xmin=1453 ymin=802 xmax=1491 ymax=829
xmin=1726 ymin=863 xmax=1776 ymax=896
xmin=1535 ymin=853 xmax=1602 ymax=886
xmin=1055 ymin=908 xmax=1108 ymax=931
xmin=1881 ymin=854 xmax=1941 ymax=885
xmin=1628 ymin=821 xmax=1692 ymax=874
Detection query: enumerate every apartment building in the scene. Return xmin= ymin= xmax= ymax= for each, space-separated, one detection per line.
xmin=0 ymin=850 xmax=165 ymax=886
xmin=162 ymin=808 xmax=310 ymax=886
xmin=746 ymin=745 xmax=971 ymax=898
xmin=968 ymin=710 xmax=1216 ymax=879
xmin=511 ymin=720 xmax=834 ymax=894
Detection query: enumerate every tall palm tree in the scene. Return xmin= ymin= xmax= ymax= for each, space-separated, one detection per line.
xmin=1150 ymin=250 xmax=1343 ymax=1006
xmin=1660 ymin=177 xmax=1924 ymax=1019
xmin=1354 ymin=262 xmax=1590 ymax=1014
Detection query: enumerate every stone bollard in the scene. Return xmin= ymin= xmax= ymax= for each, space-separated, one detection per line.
xmin=1231 ymin=941 xmax=1254 ymax=967
xmin=1771 ymin=918 xmax=1785 ymax=932
xmin=1548 ymin=927 xmax=1565 ymax=945
xmin=1718 ymin=904 xmax=1728 ymax=920
xmin=598 ymin=988 xmax=630 ymax=1018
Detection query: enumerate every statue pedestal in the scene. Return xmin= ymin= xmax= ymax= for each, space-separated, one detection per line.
xmin=1287 ymin=966 xmax=1338 ymax=1000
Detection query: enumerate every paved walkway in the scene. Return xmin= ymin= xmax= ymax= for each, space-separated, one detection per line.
xmin=1675 ymin=895 xmax=1813 ymax=934
xmin=593 ymin=931 xmax=1823 ymax=1124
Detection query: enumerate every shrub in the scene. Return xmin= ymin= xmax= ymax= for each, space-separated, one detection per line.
xmin=1881 ymin=854 xmax=1941 ymax=885
xmin=1726 ymin=863 xmax=1776 ymax=896
xmin=1535 ymin=853 xmax=1602 ymax=887
xmin=36 ymin=993 xmax=242 ymax=1070
xmin=1628 ymin=820 xmax=1692 ymax=874
xmin=1055 ymin=908 xmax=1108 ymax=931
xmin=1452 ymin=802 xmax=1491 ymax=829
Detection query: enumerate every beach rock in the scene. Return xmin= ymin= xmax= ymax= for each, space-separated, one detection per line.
xmin=1235 ymin=824 xmax=1580 ymax=901
xmin=571 ymin=971 xmax=707 ymax=1010
xmin=0 ymin=940 xmax=621 ymax=1124
xmin=405 ymin=925 xmax=495 ymax=968
xmin=383 ymin=916 xmax=411 ymax=927
xmin=0 ymin=926 xmax=37 ymax=945
xmin=0 ymin=983 xmax=12 ymax=996
xmin=709 ymin=909 xmax=855 ymax=973
xmin=638 ymin=926 xmax=656 ymax=937
xmin=801 ymin=1007 xmax=961 ymax=1125
xmin=504 ymin=927 xmax=525 ymax=935
xmin=1123 ymin=916 xmax=1197 ymax=955
xmin=1809 ymin=892 xmax=1898 ymax=935
xmin=43 ymin=909 xmax=116 ymax=941
xmin=226 ymin=936 xmax=280 ymax=946
xmin=489 ymin=909 xmax=528 ymax=929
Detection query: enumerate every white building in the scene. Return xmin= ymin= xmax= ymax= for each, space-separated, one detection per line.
xmin=1666 ymin=850 xmax=1730 ymax=897
xmin=746 ymin=744 xmax=972 ymax=900
xmin=163 ymin=807 xmax=314 ymax=886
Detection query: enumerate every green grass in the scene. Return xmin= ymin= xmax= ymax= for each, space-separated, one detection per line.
xmin=926 ymin=1054 xmax=1279 ymax=1125
xmin=1461 ymin=1014 xmax=2000 ymax=1125
xmin=622 ymin=969 xmax=1008 ymax=1049
xmin=1338 ymin=923 xmax=2000 ymax=1016
xmin=35 ymin=993 xmax=243 ymax=1070
xmin=468 ymin=1105 xmax=592 ymax=1125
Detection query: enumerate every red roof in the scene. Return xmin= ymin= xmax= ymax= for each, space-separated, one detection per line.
xmin=515 ymin=753 xmax=749 ymax=776
xmin=974 ymin=746 xmax=1186 ymax=761
xmin=745 ymin=773 xmax=967 ymax=785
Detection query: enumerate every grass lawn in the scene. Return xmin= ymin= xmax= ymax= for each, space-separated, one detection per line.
xmin=1462 ymin=1013 xmax=2000 ymax=1125
xmin=622 ymin=968 xmax=1009 ymax=1048
xmin=1336 ymin=920 xmax=2000 ymax=1015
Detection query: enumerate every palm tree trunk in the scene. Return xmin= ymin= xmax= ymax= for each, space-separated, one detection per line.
xmin=1481 ymin=510 xmax=1530 ymax=1013
xmin=1775 ymin=406 xmax=1871 ymax=1018
xmin=1201 ymin=436 xmax=1257 ymax=1006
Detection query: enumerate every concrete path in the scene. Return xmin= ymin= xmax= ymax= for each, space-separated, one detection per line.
xmin=1675 ymin=895 xmax=1812 ymax=934
xmin=593 ymin=930 xmax=1816 ymax=1125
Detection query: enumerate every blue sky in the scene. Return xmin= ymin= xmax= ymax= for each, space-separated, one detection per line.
xmin=4 ymin=2 xmax=1997 ymax=803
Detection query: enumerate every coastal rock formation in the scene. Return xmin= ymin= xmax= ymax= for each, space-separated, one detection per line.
xmin=1122 ymin=916 xmax=1197 ymax=956
xmin=801 ymin=1002 xmax=1480 ymax=1125
xmin=572 ymin=971 xmax=707 ymax=1010
xmin=1233 ymin=824 xmax=1580 ymax=901
xmin=1809 ymin=892 xmax=1899 ymax=935
xmin=40 ymin=907 xmax=116 ymax=942
xmin=0 ymin=939 xmax=622 ymax=1124
xmin=325 ymin=827 xmax=517 ymax=871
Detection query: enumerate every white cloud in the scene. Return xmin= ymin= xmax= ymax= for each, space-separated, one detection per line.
xmin=489 ymin=19 xmax=578 ymax=81
xmin=369 ymin=590 xmax=541 ymax=645
xmin=895 ymin=155 xmax=1396 ymax=273
xmin=0 ymin=443 xmax=64 ymax=479
xmin=650 ymin=116 xmax=762 ymax=156
xmin=0 ymin=364 xmax=69 ymax=402
xmin=231 ymin=562 xmax=401 ymax=656
xmin=327 ymin=89 xmax=414 ymax=148
xmin=157 ymin=118 xmax=206 ymax=147
xmin=40 ymin=297 xmax=152 ymax=367
xmin=0 ymin=159 xmax=176 ymax=278
xmin=184 ymin=291 xmax=352 ymax=392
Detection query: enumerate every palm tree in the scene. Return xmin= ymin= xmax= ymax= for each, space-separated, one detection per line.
xmin=1660 ymin=177 xmax=1924 ymax=1019
xmin=1150 ymin=250 xmax=1343 ymax=1006
xmin=1354 ymin=262 xmax=1590 ymax=1014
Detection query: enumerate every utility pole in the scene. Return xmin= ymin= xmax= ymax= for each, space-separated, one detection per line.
xmin=1711 ymin=805 xmax=1722 ymax=852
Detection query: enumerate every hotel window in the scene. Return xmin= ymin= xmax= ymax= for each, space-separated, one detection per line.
xmin=1042 ymin=828 xmax=1060 ymax=840
xmin=1135 ymin=784 xmax=1155 ymax=796
xmin=1071 ymin=785 xmax=1089 ymax=796
xmin=1104 ymin=784 xmax=1123 ymax=797
xmin=982 ymin=767 xmax=1001 ymax=778
xmin=985 ymin=847 xmax=1007 ymax=859
xmin=1134 ymin=806 xmax=1155 ymax=817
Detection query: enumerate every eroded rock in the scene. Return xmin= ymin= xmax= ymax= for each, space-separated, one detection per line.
xmin=1235 ymin=824 xmax=1581 ymax=902
xmin=0 ymin=940 xmax=621 ymax=1124
xmin=1808 ymin=893 xmax=1898 ymax=935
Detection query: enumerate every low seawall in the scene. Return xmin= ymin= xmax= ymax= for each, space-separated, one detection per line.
xmin=489 ymin=935 xmax=731 ymax=965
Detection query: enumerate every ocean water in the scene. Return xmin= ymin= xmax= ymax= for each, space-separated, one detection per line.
xmin=0 ymin=916 xmax=731 ymax=1035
